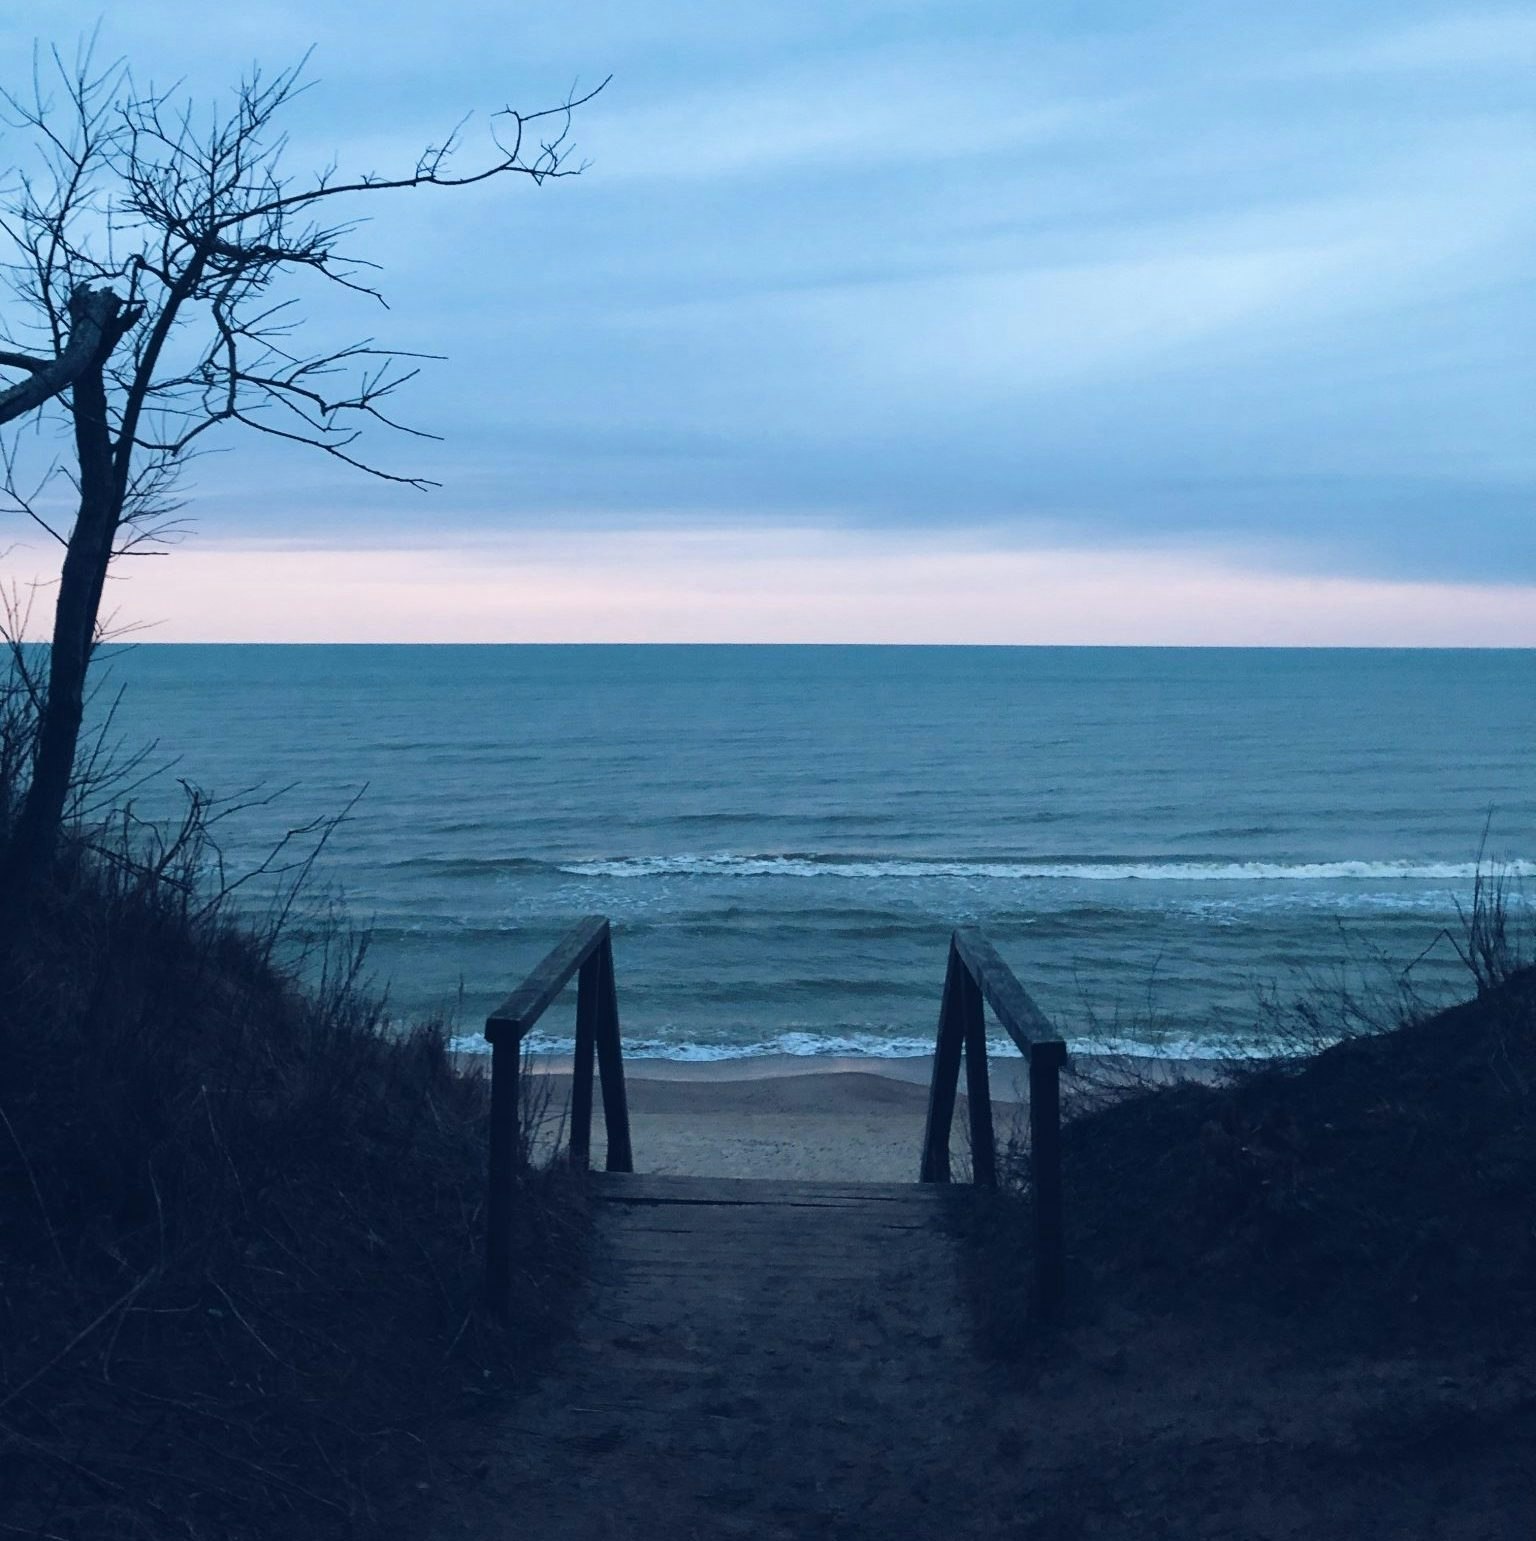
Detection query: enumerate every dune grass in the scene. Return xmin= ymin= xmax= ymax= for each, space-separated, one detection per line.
xmin=970 ymin=864 xmax=1536 ymax=1360
xmin=0 ymin=697 xmax=583 ymax=1538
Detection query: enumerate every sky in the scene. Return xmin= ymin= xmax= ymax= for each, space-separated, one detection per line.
xmin=1 ymin=1 xmax=1533 ymax=642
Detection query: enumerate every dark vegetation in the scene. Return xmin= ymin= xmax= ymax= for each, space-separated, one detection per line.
xmin=1051 ymin=972 xmax=1532 ymax=1348
xmin=975 ymin=869 xmax=1534 ymax=1351
xmin=950 ymin=881 xmax=1536 ymax=1535
xmin=0 ymin=683 xmax=583 ymax=1539
xmin=968 ymin=873 xmax=1536 ymax=1532
xmin=0 ymin=44 xmax=602 ymax=1536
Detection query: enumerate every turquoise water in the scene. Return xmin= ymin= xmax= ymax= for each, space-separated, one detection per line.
xmin=93 ymin=645 xmax=1536 ymax=1059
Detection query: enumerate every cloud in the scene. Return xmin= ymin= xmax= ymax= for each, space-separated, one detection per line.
xmin=578 ymin=47 xmax=1118 ymax=183
xmin=1293 ymin=11 xmax=1536 ymax=76
xmin=2 ymin=1 xmax=1532 ymax=633
xmin=9 ymin=526 xmax=1536 ymax=646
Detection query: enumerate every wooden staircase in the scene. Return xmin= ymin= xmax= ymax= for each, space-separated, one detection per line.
xmin=448 ymin=921 xmax=1083 ymax=1537
xmin=593 ymin=1171 xmax=960 ymax=1309
xmin=481 ymin=915 xmax=1068 ymax=1318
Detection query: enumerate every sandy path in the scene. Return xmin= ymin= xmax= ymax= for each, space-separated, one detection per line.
xmin=427 ymin=1168 xmax=1534 ymax=1541
xmin=431 ymin=1173 xmax=1014 ymax=1541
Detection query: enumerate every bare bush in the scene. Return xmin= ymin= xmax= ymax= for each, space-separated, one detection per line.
xmin=0 ymin=667 xmax=585 ymax=1540
xmin=1450 ymin=846 xmax=1527 ymax=996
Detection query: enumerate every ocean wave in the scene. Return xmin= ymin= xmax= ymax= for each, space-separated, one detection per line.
xmin=450 ymin=1030 xmax=941 ymax=1060
xmin=554 ymin=853 xmax=1532 ymax=884
xmin=447 ymin=1028 xmax=1293 ymax=1063
xmin=381 ymin=854 xmax=553 ymax=876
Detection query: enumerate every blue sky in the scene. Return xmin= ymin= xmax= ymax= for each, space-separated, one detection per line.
xmin=2 ymin=2 xmax=1533 ymax=640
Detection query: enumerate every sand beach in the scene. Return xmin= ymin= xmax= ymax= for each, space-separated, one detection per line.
xmin=529 ymin=1061 xmax=981 ymax=1181
xmin=514 ymin=1050 xmax=1219 ymax=1181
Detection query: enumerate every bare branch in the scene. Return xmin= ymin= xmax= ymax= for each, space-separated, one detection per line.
xmin=0 ymin=285 xmax=139 ymax=427
xmin=1 ymin=47 xmax=598 ymax=881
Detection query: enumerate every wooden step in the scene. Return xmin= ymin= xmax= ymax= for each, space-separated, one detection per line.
xmin=590 ymin=1171 xmax=961 ymax=1208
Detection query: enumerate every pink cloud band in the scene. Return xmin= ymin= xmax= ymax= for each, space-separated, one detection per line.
xmin=6 ymin=528 xmax=1535 ymax=646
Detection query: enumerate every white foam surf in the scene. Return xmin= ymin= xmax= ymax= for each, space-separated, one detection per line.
xmin=556 ymin=854 xmax=1532 ymax=884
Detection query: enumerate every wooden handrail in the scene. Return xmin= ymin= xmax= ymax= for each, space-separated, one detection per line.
xmin=950 ymin=929 xmax=1061 ymax=1059
xmin=483 ymin=915 xmax=633 ymax=1314
xmin=486 ymin=914 xmax=609 ymax=1042
xmin=921 ymin=929 xmax=1068 ymax=1319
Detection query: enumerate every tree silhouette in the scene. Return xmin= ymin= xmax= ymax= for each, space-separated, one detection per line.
xmin=0 ymin=44 xmax=603 ymax=889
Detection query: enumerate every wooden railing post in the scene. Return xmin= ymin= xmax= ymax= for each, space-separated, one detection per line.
xmin=595 ymin=933 xmax=633 ymax=1173
xmin=568 ymin=953 xmax=600 ymax=1171
xmin=923 ymin=927 xmax=1070 ymax=1315
xmin=960 ymin=965 xmax=997 ymax=1188
xmin=921 ymin=943 xmax=965 ymax=1182
xmin=482 ymin=915 xmax=624 ymax=1312
xmin=483 ymin=1030 xmax=520 ymax=1315
xmin=1029 ymin=1040 xmax=1066 ymax=1319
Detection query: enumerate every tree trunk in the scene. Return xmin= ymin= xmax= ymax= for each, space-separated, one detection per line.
xmin=0 ymin=287 xmax=130 ymax=428
xmin=3 ymin=353 xmax=120 ymax=893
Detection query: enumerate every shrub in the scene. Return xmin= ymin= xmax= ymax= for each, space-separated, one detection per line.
xmin=0 ymin=691 xmax=581 ymax=1539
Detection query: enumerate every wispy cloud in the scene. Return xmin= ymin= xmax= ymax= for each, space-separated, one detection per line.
xmin=2 ymin=1 xmax=1532 ymax=634
xmin=581 ymin=47 xmax=1120 ymax=182
xmin=1292 ymin=10 xmax=1536 ymax=76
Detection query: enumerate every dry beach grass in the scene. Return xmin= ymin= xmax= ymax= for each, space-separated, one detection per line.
xmin=0 ymin=807 xmax=583 ymax=1540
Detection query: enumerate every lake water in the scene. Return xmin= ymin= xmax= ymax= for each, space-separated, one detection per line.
xmin=92 ymin=645 xmax=1536 ymax=1060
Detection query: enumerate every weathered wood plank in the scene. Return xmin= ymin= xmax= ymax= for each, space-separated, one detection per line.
xmin=610 ymin=1267 xmax=920 ymax=1286
xmin=920 ymin=945 xmax=965 ymax=1182
xmin=482 ymin=1033 xmax=519 ymax=1314
xmin=1030 ymin=1040 xmax=1067 ymax=1318
xmin=608 ymin=1256 xmax=895 ymax=1273
xmin=605 ymin=1256 xmax=913 ymax=1276
xmin=605 ymin=1233 xmax=925 ymax=1249
xmin=605 ymin=1226 xmax=938 ymax=1247
xmin=567 ymin=952 xmax=600 ymax=1169
xmin=485 ymin=915 xmax=608 ymax=1043
xmin=599 ymin=1193 xmax=945 ymax=1212
xmin=603 ymin=1214 xmax=942 ymax=1238
xmin=587 ymin=1172 xmax=963 ymax=1308
xmin=591 ymin=1175 xmax=966 ymax=1276
xmin=592 ymin=1173 xmax=947 ymax=1202
xmin=605 ymin=1228 xmax=942 ymax=1247
xmin=605 ymin=1224 xmax=944 ymax=1246
xmin=960 ymin=964 xmax=997 ymax=1188
xmin=594 ymin=934 xmax=634 ymax=1171
xmin=952 ymin=926 xmax=1065 ymax=1060
xmin=598 ymin=1192 xmax=950 ymax=1212
xmin=593 ymin=1172 xmax=934 ymax=1194
xmin=601 ymin=1201 xmax=947 ymax=1222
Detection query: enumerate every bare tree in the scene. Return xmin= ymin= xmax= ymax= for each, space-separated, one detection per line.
xmin=0 ymin=44 xmax=602 ymax=892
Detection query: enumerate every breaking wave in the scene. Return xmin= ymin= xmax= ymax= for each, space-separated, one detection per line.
xmin=449 ymin=1028 xmax=1294 ymax=1063
xmin=555 ymin=853 xmax=1531 ymax=884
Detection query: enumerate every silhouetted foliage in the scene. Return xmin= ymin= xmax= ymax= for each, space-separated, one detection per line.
xmin=0 ymin=670 xmax=585 ymax=1539
xmin=0 ymin=40 xmax=602 ymax=890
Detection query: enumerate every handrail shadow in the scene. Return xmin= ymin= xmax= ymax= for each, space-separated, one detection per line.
xmin=482 ymin=914 xmax=632 ymax=1312
xmin=920 ymin=928 xmax=1068 ymax=1318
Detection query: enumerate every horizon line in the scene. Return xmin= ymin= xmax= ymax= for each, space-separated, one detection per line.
xmin=71 ymin=639 xmax=1536 ymax=651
